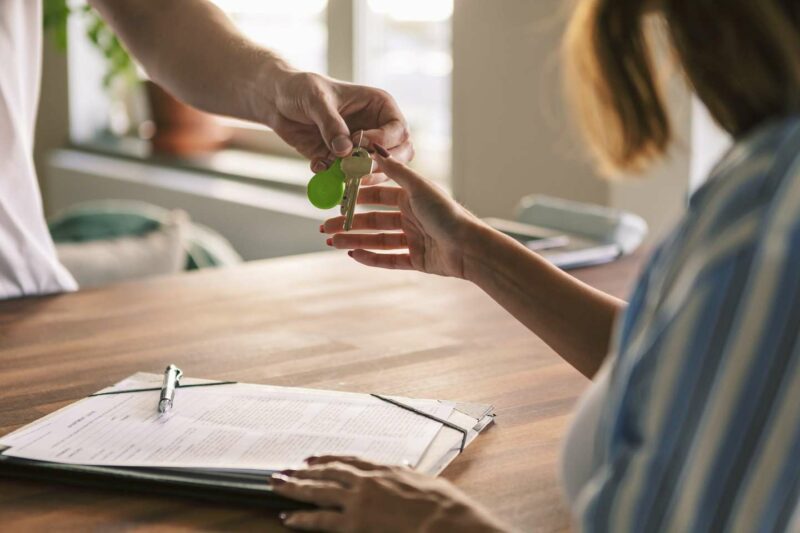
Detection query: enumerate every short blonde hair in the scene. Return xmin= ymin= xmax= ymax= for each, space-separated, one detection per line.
xmin=564 ymin=0 xmax=800 ymax=174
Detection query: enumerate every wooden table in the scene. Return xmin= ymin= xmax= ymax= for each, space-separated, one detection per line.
xmin=0 ymin=251 xmax=641 ymax=532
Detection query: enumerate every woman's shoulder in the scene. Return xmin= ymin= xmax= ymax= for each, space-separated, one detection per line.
xmin=713 ymin=115 xmax=800 ymax=178
xmin=615 ymin=116 xmax=800 ymax=365
xmin=702 ymin=116 xmax=800 ymax=195
xmin=688 ymin=116 xmax=800 ymax=242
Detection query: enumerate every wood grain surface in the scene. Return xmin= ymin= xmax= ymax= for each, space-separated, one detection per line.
xmin=0 ymin=251 xmax=642 ymax=532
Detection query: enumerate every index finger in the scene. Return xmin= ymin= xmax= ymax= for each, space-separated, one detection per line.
xmin=356 ymin=186 xmax=403 ymax=207
xmin=307 ymin=455 xmax=393 ymax=472
xmin=371 ymin=146 xmax=427 ymax=191
xmin=283 ymin=463 xmax=362 ymax=487
xmin=270 ymin=476 xmax=346 ymax=507
xmin=356 ymin=119 xmax=409 ymax=152
xmin=361 ymin=172 xmax=389 ymax=186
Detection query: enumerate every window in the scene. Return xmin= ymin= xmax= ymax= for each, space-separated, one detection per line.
xmin=68 ymin=0 xmax=452 ymax=183
xmin=210 ymin=0 xmax=328 ymax=74
xmin=357 ymin=0 xmax=453 ymax=181
xmin=214 ymin=0 xmax=452 ymax=182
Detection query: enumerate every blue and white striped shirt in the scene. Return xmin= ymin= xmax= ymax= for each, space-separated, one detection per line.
xmin=578 ymin=116 xmax=800 ymax=532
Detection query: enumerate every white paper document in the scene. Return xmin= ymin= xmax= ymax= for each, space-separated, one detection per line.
xmin=0 ymin=379 xmax=454 ymax=472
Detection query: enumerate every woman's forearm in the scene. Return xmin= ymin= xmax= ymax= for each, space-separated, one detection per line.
xmin=462 ymin=221 xmax=625 ymax=378
xmin=90 ymin=0 xmax=288 ymax=124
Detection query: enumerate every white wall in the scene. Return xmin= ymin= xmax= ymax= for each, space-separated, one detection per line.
xmin=608 ymin=74 xmax=692 ymax=241
xmin=452 ymin=0 xmax=608 ymax=217
xmin=690 ymin=96 xmax=732 ymax=194
xmin=452 ymin=0 xmax=692 ymax=241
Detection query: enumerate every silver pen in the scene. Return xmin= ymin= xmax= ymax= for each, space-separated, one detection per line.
xmin=158 ymin=364 xmax=183 ymax=413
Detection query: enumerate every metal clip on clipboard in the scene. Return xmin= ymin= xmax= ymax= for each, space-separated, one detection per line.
xmin=371 ymin=394 xmax=469 ymax=453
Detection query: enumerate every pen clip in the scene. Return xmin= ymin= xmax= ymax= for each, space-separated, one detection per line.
xmin=163 ymin=364 xmax=182 ymax=383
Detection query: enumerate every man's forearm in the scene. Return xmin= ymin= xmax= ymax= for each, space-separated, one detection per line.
xmin=90 ymin=0 xmax=288 ymax=124
xmin=462 ymin=222 xmax=626 ymax=378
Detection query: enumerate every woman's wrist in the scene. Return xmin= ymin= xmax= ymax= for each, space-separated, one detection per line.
xmin=444 ymin=214 xmax=495 ymax=280
xmin=459 ymin=218 xmax=541 ymax=287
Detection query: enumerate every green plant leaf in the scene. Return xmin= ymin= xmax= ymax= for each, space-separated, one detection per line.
xmin=43 ymin=3 xmax=139 ymax=91
xmin=42 ymin=0 xmax=70 ymax=50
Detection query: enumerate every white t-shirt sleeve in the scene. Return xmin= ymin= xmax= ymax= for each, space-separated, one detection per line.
xmin=0 ymin=0 xmax=77 ymax=298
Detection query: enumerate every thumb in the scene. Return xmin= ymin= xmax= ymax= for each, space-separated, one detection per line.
xmin=372 ymin=144 xmax=426 ymax=191
xmin=307 ymin=97 xmax=352 ymax=157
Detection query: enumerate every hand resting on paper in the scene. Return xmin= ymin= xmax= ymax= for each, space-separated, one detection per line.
xmin=271 ymin=455 xmax=508 ymax=532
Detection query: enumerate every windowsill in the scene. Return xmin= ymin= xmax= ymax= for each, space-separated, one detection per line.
xmin=72 ymin=132 xmax=312 ymax=195
xmin=48 ymin=146 xmax=327 ymax=223
xmin=45 ymin=147 xmax=333 ymax=260
xmin=71 ymin=131 xmax=453 ymax=204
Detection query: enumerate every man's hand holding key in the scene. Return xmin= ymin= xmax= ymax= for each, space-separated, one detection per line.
xmin=306 ymin=134 xmax=375 ymax=231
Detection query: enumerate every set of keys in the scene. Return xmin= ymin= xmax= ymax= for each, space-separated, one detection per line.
xmin=339 ymin=145 xmax=373 ymax=230
xmin=306 ymin=133 xmax=374 ymax=231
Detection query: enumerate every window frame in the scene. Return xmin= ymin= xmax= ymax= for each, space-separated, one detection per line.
xmin=225 ymin=0 xmax=355 ymax=157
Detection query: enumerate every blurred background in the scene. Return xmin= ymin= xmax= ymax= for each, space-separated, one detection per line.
xmin=37 ymin=0 xmax=729 ymax=277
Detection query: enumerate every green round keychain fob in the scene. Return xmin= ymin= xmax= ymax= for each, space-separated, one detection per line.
xmin=307 ymin=158 xmax=345 ymax=209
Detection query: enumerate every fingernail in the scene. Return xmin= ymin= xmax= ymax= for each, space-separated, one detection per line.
xmin=271 ymin=473 xmax=289 ymax=485
xmin=319 ymin=224 xmax=325 ymax=233
xmin=279 ymin=512 xmax=289 ymax=521
xmin=348 ymin=251 xmax=354 ymax=258
xmin=374 ymin=143 xmax=390 ymax=158
xmin=326 ymin=238 xmax=333 ymax=247
xmin=332 ymin=135 xmax=352 ymax=155
xmin=312 ymin=160 xmax=326 ymax=173
xmin=305 ymin=456 xmax=319 ymax=464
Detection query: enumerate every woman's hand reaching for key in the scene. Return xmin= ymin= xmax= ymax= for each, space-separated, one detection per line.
xmin=322 ymin=144 xmax=627 ymax=379
xmin=322 ymin=144 xmax=484 ymax=278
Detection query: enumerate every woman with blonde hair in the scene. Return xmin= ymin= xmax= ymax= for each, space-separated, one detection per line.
xmin=272 ymin=0 xmax=800 ymax=531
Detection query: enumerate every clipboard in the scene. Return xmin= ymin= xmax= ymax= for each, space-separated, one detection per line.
xmin=0 ymin=373 xmax=495 ymax=508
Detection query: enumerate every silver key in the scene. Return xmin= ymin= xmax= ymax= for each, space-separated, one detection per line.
xmin=340 ymin=147 xmax=373 ymax=231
